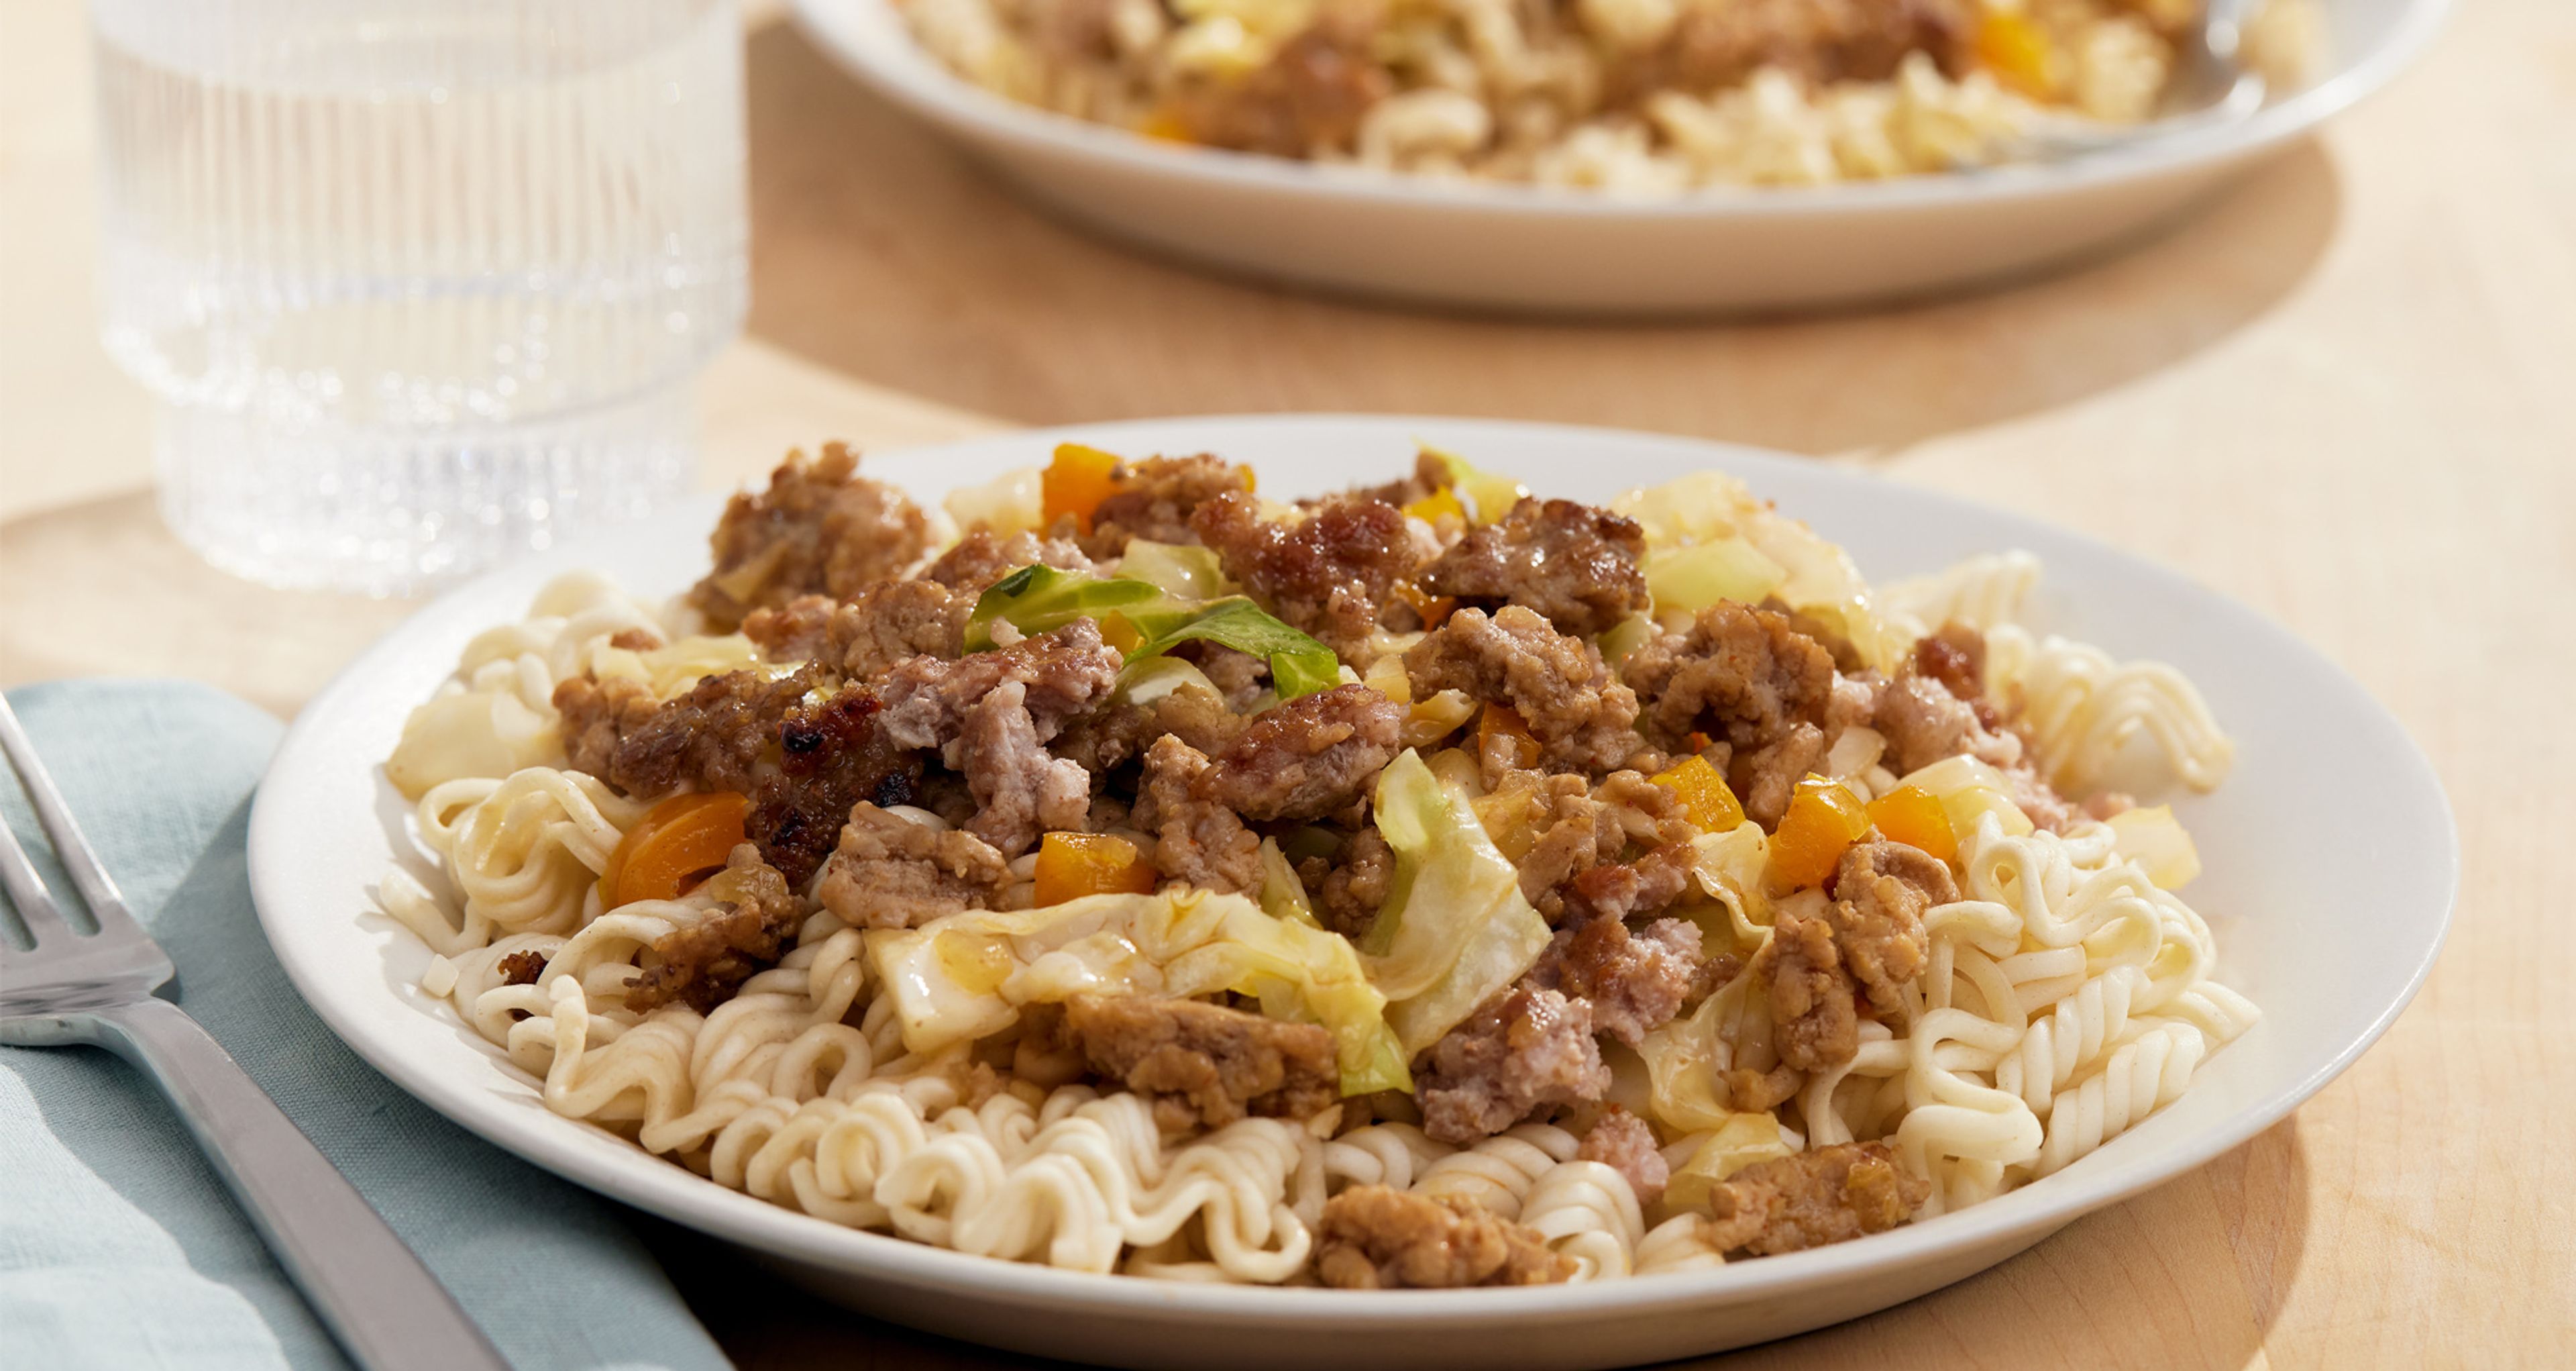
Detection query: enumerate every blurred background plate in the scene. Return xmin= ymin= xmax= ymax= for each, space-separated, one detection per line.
xmin=789 ymin=0 xmax=2447 ymax=315
xmin=251 ymin=415 xmax=2455 ymax=1370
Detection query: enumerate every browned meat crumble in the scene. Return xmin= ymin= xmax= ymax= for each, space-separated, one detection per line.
xmin=1416 ymin=984 xmax=1611 ymax=1146
xmin=1193 ymin=490 xmax=1423 ymax=656
xmin=1201 ymin=684 xmax=1403 ymax=822
xmin=688 ymin=444 xmax=930 ymax=629
xmin=1133 ymin=734 xmax=1264 ymax=894
xmin=1316 ymin=1185 xmax=1574 ymax=1289
xmin=1049 ymin=680 xmax=1246 ymax=776
xmin=877 ymin=621 xmax=1124 ymax=856
xmin=1577 ymin=1106 xmax=1670 ymax=1207
xmin=1762 ymin=839 xmax=1955 ymax=1071
xmin=554 ymin=666 xmax=919 ymax=887
xmin=1523 ymin=907 xmax=1705 ymax=1048
xmin=741 ymin=581 xmax=963 ymax=679
xmin=1036 ymin=993 xmax=1338 ymax=1131
xmin=1482 ymin=767 xmax=1693 ymax=920
xmin=555 ymin=674 xmax=659 ymax=780
xmin=1420 ymin=498 xmax=1651 ymax=638
xmin=1405 ymin=606 xmax=1645 ymax=773
xmin=1167 ymin=19 xmax=1393 ymax=159
xmin=626 ymin=844 xmax=802 ymax=1013
xmin=1302 ymin=827 xmax=1395 ymax=937
xmin=1080 ymin=454 xmax=1256 ymax=557
xmin=815 ymin=802 xmax=1012 ymax=929
xmin=1699 ymin=1141 xmax=1932 ymax=1256
xmin=1912 ymin=619 xmax=1989 ymax=707
xmin=1621 ymin=601 xmax=1837 ymax=826
xmin=1607 ymin=0 xmax=1973 ymax=108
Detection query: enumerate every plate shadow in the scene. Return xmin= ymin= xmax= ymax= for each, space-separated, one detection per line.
xmin=742 ymin=16 xmax=2342 ymax=458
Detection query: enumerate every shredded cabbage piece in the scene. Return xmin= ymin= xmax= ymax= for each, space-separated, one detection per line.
xmin=942 ymin=465 xmax=1045 ymax=536
xmin=1257 ymin=838 xmax=1322 ymax=927
xmin=1687 ymin=821 xmax=1774 ymax=950
xmin=1664 ymin=1113 xmax=1798 ymax=1211
xmin=1361 ymin=750 xmax=1553 ymax=1053
xmin=2107 ymin=805 xmax=2202 ymax=890
xmin=868 ymin=886 xmax=1410 ymax=1096
xmin=1635 ymin=987 xmax=1736 ymax=1135
xmin=1419 ymin=443 xmax=1529 ymax=526
xmin=1642 ymin=540 xmax=1787 ymax=616
xmin=1611 ymin=470 xmax=1910 ymax=670
xmin=386 ymin=691 xmax=558 ymax=797
xmin=1116 ymin=540 xmax=1231 ymax=601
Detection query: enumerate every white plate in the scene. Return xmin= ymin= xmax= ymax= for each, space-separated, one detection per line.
xmin=788 ymin=0 xmax=2448 ymax=313
xmin=252 ymin=415 xmax=2453 ymax=1370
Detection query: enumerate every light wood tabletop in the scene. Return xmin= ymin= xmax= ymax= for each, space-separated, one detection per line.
xmin=4 ymin=1 xmax=2569 ymax=1366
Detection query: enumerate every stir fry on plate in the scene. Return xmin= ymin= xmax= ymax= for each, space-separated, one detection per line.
xmin=382 ymin=441 xmax=2252 ymax=1286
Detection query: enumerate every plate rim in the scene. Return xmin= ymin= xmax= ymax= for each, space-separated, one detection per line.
xmin=786 ymin=0 xmax=2454 ymax=222
xmin=249 ymin=413 xmax=2457 ymax=1324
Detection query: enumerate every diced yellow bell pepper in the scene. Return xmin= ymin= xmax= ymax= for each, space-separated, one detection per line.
xmin=1032 ymin=831 xmax=1157 ymax=905
xmin=1042 ymin=442 xmax=1124 ymax=535
xmin=1866 ymin=784 xmax=1957 ymax=863
xmin=1403 ymin=487 xmax=1466 ymax=525
xmin=1976 ymin=11 xmax=2057 ymax=100
xmin=1769 ymin=776 xmax=1871 ymax=891
xmin=1649 ymin=754 xmax=1746 ymax=833
xmin=1097 ymin=612 xmax=1144 ymax=655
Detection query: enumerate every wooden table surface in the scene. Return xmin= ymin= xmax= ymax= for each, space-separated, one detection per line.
xmin=5 ymin=0 xmax=2570 ymax=1366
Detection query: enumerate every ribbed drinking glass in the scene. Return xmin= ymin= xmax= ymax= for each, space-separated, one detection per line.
xmin=91 ymin=0 xmax=747 ymax=593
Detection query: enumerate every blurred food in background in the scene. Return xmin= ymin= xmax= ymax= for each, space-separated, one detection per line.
xmin=898 ymin=0 xmax=2322 ymax=189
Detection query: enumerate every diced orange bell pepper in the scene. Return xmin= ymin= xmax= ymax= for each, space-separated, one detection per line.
xmin=1866 ymin=784 xmax=1957 ymax=863
xmin=1976 ymin=12 xmax=2056 ymax=100
xmin=1042 ymin=442 xmax=1125 ymax=536
xmin=1391 ymin=580 xmax=1456 ymax=630
xmin=1768 ymin=776 xmax=1872 ymax=891
xmin=602 ymin=791 xmax=750 ymax=909
xmin=1032 ymin=832 xmax=1157 ymax=905
xmin=1649 ymin=754 xmax=1746 ymax=833
xmin=1478 ymin=703 xmax=1541 ymax=771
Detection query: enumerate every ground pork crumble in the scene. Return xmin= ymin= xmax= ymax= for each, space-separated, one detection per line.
xmin=1030 ymin=993 xmax=1338 ymax=1131
xmin=688 ymin=444 xmax=930 ymax=629
xmin=1316 ymin=1185 xmax=1574 ymax=1289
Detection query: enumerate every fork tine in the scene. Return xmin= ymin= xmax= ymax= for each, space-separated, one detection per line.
xmin=0 ymin=695 xmax=142 ymax=941
xmin=0 ymin=801 xmax=76 ymax=946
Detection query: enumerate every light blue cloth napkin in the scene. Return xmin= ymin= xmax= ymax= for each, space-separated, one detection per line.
xmin=0 ymin=679 xmax=733 ymax=1371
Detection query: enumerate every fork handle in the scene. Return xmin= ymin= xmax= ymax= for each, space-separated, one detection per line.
xmin=81 ymin=997 xmax=515 ymax=1371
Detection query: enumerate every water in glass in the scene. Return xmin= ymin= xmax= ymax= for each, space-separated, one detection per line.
xmin=91 ymin=0 xmax=748 ymax=593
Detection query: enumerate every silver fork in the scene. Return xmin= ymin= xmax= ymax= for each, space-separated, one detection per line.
xmin=0 ymin=697 xmax=511 ymax=1371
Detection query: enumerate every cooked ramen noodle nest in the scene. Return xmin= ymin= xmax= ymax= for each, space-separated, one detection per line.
xmin=382 ymin=440 xmax=2255 ymax=1286
xmin=894 ymin=0 xmax=2325 ymax=189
